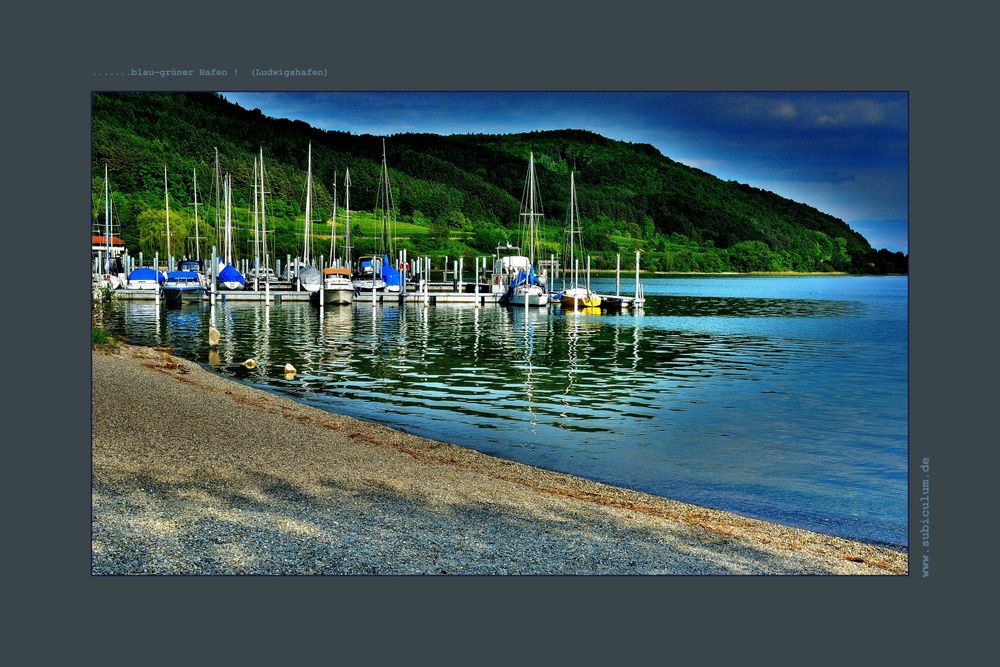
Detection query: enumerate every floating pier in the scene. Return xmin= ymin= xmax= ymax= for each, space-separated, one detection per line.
xmin=103 ymin=250 xmax=645 ymax=309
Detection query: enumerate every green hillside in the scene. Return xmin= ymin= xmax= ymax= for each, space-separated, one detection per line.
xmin=91 ymin=92 xmax=906 ymax=274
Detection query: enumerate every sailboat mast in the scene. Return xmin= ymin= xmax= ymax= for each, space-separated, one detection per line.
xmin=329 ymin=170 xmax=337 ymax=266
xmin=164 ymin=165 xmax=171 ymax=262
xmin=104 ymin=163 xmax=110 ymax=274
xmin=528 ymin=152 xmax=535 ymax=264
xmin=570 ymin=171 xmax=576 ymax=289
xmin=345 ymin=168 xmax=352 ymax=265
xmin=224 ymin=174 xmax=232 ymax=265
xmin=193 ymin=168 xmax=201 ymax=262
xmin=304 ymin=142 xmax=312 ymax=265
xmin=214 ymin=148 xmax=221 ymax=259
xmin=380 ymin=138 xmax=394 ymax=260
xmin=252 ymin=157 xmax=259 ymax=268
xmin=259 ymin=148 xmax=268 ymax=273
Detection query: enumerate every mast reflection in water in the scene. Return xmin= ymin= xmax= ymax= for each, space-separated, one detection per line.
xmin=98 ymin=276 xmax=908 ymax=547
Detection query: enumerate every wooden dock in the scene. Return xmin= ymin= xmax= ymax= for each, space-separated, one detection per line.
xmin=110 ymin=285 xmax=643 ymax=309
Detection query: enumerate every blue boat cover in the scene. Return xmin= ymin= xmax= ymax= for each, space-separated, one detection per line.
xmin=506 ymin=267 xmax=542 ymax=300
xmin=380 ymin=255 xmax=401 ymax=288
xmin=128 ymin=267 xmax=164 ymax=283
xmin=510 ymin=267 xmax=541 ymax=288
xmin=166 ymin=271 xmax=200 ymax=280
xmin=218 ymin=264 xmax=246 ymax=284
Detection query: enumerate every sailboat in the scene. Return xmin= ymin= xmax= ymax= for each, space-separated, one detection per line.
xmin=96 ymin=164 xmax=127 ymax=289
xmin=313 ymin=170 xmax=354 ymax=306
xmin=216 ymin=172 xmax=246 ymax=291
xmin=559 ymin=171 xmax=600 ymax=309
xmin=247 ymin=149 xmax=277 ymax=285
xmin=354 ymin=140 xmax=399 ymax=293
xmin=162 ymin=166 xmax=206 ymax=304
xmin=296 ymin=142 xmax=323 ymax=293
xmin=123 ymin=166 xmax=159 ymax=290
xmin=507 ymin=152 xmax=549 ymax=307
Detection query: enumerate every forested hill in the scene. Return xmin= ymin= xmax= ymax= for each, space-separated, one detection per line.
xmin=91 ymin=92 xmax=906 ymax=274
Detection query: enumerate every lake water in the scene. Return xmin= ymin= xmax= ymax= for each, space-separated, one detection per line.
xmin=97 ymin=275 xmax=908 ymax=547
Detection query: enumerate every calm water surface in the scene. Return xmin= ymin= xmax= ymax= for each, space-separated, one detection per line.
xmin=99 ymin=276 xmax=908 ymax=546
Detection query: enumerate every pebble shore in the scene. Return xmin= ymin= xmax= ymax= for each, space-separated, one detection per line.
xmin=92 ymin=343 xmax=907 ymax=575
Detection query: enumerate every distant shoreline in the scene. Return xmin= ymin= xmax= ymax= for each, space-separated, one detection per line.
xmin=580 ymin=270 xmax=906 ymax=278
xmin=92 ymin=342 xmax=907 ymax=575
xmin=584 ymin=270 xmax=852 ymax=277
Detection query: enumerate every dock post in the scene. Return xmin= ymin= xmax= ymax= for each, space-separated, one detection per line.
xmin=453 ymin=261 xmax=458 ymax=292
xmin=210 ymin=246 xmax=217 ymax=305
xmin=443 ymin=255 xmax=448 ymax=283
xmin=574 ymin=259 xmax=580 ymax=309
xmin=424 ymin=256 xmax=429 ymax=306
xmin=587 ymin=255 xmax=591 ymax=292
xmin=254 ymin=255 xmax=260 ymax=292
xmin=616 ymin=253 xmax=621 ymax=297
xmin=401 ymin=249 xmax=407 ymax=300
xmin=154 ymin=252 xmax=160 ymax=305
xmin=459 ymin=257 xmax=464 ymax=293
xmin=635 ymin=250 xmax=640 ymax=308
xmin=319 ymin=256 xmax=325 ymax=312
xmin=372 ymin=257 xmax=378 ymax=308
xmin=474 ymin=255 xmax=480 ymax=308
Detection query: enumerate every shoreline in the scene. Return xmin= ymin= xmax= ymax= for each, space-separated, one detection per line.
xmin=92 ymin=342 xmax=907 ymax=575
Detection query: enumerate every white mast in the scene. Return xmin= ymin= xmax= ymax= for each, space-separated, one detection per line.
xmin=569 ymin=171 xmax=576 ymax=289
xmin=104 ymin=163 xmax=110 ymax=274
xmin=379 ymin=139 xmax=395 ymax=260
xmin=214 ymin=148 xmax=221 ymax=258
xmin=224 ymin=173 xmax=232 ymax=266
xmin=164 ymin=165 xmax=171 ymax=262
xmin=259 ymin=148 xmax=268 ymax=273
xmin=329 ymin=170 xmax=337 ymax=265
xmin=252 ymin=157 xmax=259 ymax=268
xmin=193 ymin=168 xmax=201 ymax=262
xmin=345 ymin=168 xmax=352 ymax=266
xmin=528 ymin=152 xmax=535 ymax=264
xmin=304 ymin=141 xmax=312 ymax=265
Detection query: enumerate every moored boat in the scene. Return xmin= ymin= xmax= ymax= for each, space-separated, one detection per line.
xmin=162 ymin=270 xmax=205 ymax=304
xmin=216 ymin=172 xmax=246 ymax=290
xmin=295 ymin=141 xmax=323 ymax=294
xmin=352 ymin=255 xmax=388 ymax=292
xmin=217 ymin=262 xmax=246 ymax=290
xmin=560 ymin=287 xmax=601 ymax=309
xmin=507 ymin=152 xmax=548 ymax=307
xmin=558 ymin=171 xmax=600 ymax=309
xmin=312 ymin=267 xmax=355 ymax=305
xmin=125 ymin=267 xmax=163 ymax=290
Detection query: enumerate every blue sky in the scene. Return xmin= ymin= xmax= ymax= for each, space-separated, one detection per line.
xmin=221 ymin=92 xmax=907 ymax=252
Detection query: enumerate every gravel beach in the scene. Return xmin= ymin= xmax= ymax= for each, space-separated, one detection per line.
xmin=92 ymin=343 xmax=908 ymax=575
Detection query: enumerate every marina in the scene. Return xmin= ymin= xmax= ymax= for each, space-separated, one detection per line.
xmin=89 ymin=92 xmax=909 ymax=574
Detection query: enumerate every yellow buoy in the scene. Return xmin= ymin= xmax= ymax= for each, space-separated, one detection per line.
xmin=242 ymin=358 xmax=257 ymax=369
xmin=284 ymin=363 xmax=297 ymax=374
